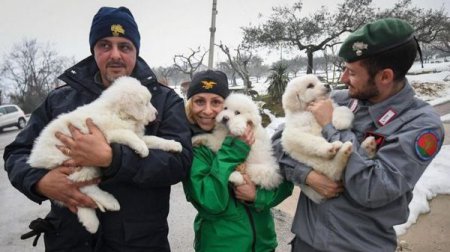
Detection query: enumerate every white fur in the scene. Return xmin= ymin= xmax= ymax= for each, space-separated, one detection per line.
xmin=192 ymin=93 xmax=282 ymax=190
xmin=27 ymin=76 xmax=182 ymax=233
xmin=281 ymin=74 xmax=355 ymax=203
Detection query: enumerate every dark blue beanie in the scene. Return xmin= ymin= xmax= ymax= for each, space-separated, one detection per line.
xmin=187 ymin=70 xmax=230 ymax=99
xmin=89 ymin=6 xmax=140 ymax=55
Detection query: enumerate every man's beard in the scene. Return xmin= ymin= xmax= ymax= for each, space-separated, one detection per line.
xmin=349 ymin=77 xmax=379 ymax=101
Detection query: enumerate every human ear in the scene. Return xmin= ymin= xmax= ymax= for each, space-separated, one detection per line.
xmin=380 ymin=69 xmax=394 ymax=83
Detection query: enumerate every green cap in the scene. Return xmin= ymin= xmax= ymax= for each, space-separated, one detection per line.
xmin=338 ymin=18 xmax=414 ymax=62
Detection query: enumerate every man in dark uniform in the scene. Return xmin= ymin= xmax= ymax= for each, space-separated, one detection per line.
xmin=273 ymin=18 xmax=445 ymax=251
xmin=4 ymin=6 xmax=192 ymax=251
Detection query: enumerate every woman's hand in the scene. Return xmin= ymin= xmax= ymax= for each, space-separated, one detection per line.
xmin=55 ymin=118 xmax=112 ymax=168
xmin=236 ymin=124 xmax=255 ymax=146
xmin=234 ymin=174 xmax=256 ymax=202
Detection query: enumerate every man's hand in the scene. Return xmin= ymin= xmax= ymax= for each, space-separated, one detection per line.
xmin=307 ymin=98 xmax=334 ymax=127
xmin=35 ymin=167 xmax=99 ymax=213
xmin=234 ymin=174 xmax=256 ymax=202
xmin=306 ymin=170 xmax=344 ymax=199
xmin=56 ymin=118 xmax=112 ymax=168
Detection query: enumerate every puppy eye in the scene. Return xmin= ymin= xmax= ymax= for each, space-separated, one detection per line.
xmin=235 ymin=111 xmax=240 ymax=115
xmin=307 ymin=83 xmax=314 ymax=89
xmin=224 ymin=107 xmax=228 ymax=110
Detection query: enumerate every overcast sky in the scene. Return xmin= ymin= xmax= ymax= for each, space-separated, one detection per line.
xmin=1 ymin=0 xmax=448 ymax=68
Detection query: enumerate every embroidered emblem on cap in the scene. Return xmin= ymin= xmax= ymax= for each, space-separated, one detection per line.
xmin=352 ymin=41 xmax=368 ymax=56
xmin=415 ymin=130 xmax=439 ymax=161
xmin=201 ymin=80 xmax=216 ymax=90
xmin=111 ymin=24 xmax=125 ymax=37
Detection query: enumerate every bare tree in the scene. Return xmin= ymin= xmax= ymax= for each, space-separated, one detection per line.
xmin=242 ymin=0 xmax=374 ymax=74
xmin=154 ymin=66 xmax=176 ymax=86
xmin=217 ymin=42 xmax=253 ymax=93
xmin=0 ymin=39 xmax=70 ymax=112
xmin=429 ymin=17 xmax=450 ymax=54
xmin=173 ymin=47 xmax=207 ymax=79
xmin=215 ymin=61 xmax=238 ymax=86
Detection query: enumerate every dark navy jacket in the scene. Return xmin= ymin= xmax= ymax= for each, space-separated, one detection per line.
xmin=3 ymin=56 xmax=192 ymax=252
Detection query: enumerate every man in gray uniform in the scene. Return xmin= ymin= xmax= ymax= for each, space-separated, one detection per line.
xmin=272 ymin=18 xmax=445 ymax=251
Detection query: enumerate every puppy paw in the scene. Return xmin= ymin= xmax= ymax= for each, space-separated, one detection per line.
xmin=98 ymin=198 xmax=120 ymax=212
xmin=229 ymin=171 xmax=245 ymax=186
xmin=135 ymin=143 xmax=149 ymax=157
xmin=192 ymin=136 xmax=207 ymax=147
xmin=361 ymin=136 xmax=377 ymax=158
xmin=341 ymin=141 xmax=353 ymax=156
xmin=332 ymin=107 xmax=354 ymax=130
xmin=77 ymin=208 xmax=99 ymax=233
xmin=325 ymin=141 xmax=342 ymax=158
xmin=161 ymin=140 xmax=183 ymax=152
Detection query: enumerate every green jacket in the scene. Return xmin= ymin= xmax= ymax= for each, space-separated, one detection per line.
xmin=183 ymin=136 xmax=293 ymax=252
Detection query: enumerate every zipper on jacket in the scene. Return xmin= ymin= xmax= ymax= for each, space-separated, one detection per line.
xmin=243 ymin=205 xmax=257 ymax=252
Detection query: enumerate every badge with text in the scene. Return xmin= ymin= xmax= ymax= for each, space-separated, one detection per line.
xmin=415 ymin=130 xmax=440 ymax=161
xmin=364 ymin=131 xmax=385 ymax=150
xmin=349 ymin=99 xmax=358 ymax=112
xmin=377 ymin=109 xmax=397 ymax=126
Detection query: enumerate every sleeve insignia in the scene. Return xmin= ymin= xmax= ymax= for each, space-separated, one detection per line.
xmin=415 ymin=130 xmax=440 ymax=161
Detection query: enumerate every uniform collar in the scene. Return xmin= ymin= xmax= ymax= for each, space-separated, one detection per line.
xmin=367 ymin=80 xmax=415 ymax=127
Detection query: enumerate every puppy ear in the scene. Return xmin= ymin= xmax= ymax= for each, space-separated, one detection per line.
xmin=115 ymin=89 xmax=148 ymax=122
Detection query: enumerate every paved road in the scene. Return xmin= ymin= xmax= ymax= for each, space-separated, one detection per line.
xmin=0 ymin=128 xmax=293 ymax=251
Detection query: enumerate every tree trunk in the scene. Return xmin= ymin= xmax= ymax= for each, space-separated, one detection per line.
xmin=306 ymin=50 xmax=313 ymax=74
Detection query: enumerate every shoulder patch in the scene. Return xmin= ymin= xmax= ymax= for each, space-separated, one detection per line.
xmin=415 ymin=130 xmax=440 ymax=161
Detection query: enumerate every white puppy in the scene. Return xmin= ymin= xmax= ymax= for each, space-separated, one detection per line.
xmin=192 ymin=93 xmax=282 ymax=190
xmin=28 ymin=76 xmax=182 ymax=233
xmin=281 ymin=74 xmax=375 ymax=203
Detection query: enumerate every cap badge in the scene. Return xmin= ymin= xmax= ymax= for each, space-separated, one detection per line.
xmin=352 ymin=42 xmax=368 ymax=56
xmin=201 ymin=80 xmax=216 ymax=90
xmin=111 ymin=24 xmax=125 ymax=37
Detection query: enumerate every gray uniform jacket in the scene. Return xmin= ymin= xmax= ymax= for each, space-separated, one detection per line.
xmin=272 ymin=81 xmax=444 ymax=252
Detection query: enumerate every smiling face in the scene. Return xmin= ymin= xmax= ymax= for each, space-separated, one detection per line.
xmin=93 ymin=36 xmax=137 ymax=87
xmin=189 ymin=93 xmax=225 ymax=131
xmin=340 ymin=60 xmax=380 ymax=101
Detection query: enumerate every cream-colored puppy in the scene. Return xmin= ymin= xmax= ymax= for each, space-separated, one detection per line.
xmin=192 ymin=93 xmax=282 ymax=190
xmin=28 ymin=76 xmax=182 ymax=233
xmin=281 ymin=74 xmax=375 ymax=203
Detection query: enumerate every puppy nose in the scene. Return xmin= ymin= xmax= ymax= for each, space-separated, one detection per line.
xmin=324 ymin=84 xmax=332 ymax=92
xmin=221 ymin=116 xmax=229 ymax=123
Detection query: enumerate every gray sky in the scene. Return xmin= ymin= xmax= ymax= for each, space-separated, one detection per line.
xmin=1 ymin=0 xmax=448 ymax=67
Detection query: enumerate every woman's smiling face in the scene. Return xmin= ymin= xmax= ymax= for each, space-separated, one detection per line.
xmin=190 ymin=93 xmax=225 ymax=131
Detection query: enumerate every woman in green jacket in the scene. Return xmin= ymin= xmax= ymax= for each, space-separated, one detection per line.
xmin=182 ymin=70 xmax=293 ymax=252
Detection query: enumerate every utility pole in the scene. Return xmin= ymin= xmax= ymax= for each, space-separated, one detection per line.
xmin=208 ymin=0 xmax=218 ymax=69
